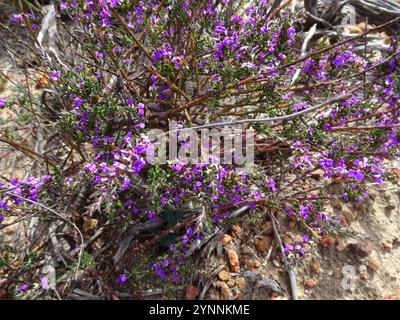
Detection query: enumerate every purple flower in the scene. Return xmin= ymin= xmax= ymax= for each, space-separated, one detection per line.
xmin=332 ymin=50 xmax=352 ymax=67
xmin=286 ymin=26 xmax=296 ymax=44
xmin=318 ymin=158 xmax=334 ymax=170
xmin=298 ymin=205 xmax=309 ymax=220
xmin=286 ymin=26 xmax=296 ymax=38
xmin=152 ymin=50 xmax=164 ymax=62
xmin=17 ymin=284 xmax=29 ymax=293
xmin=137 ymin=103 xmax=145 ymax=117
xmin=0 ymin=98 xmax=6 ymax=108
xmin=292 ymin=102 xmax=308 ymax=112
xmin=39 ymin=277 xmax=49 ymax=290
xmin=347 ymin=169 xmax=364 ymax=182
xmin=267 ymin=178 xmax=276 ymax=192
xmin=60 ymin=2 xmax=68 ymax=11
xmin=155 ymin=264 xmax=167 ymax=280
xmin=284 ymin=244 xmax=294 ymax=255
xmin=95 ymin=51 xmax=104 ymax=59
xmin=108 ymin=0 xmax=120 ymax=8
xmin=50 ymin=71 xmax=61 ymax=80
xmin=72 ymin=97 xmax=83 ymax=107
xmin=116 ymin=273 xmax=127 ymax=285
xmin=119 ymin=176 xmax=131 ymax=192
xmin=0 ymin=213 xmax=4 ymax=224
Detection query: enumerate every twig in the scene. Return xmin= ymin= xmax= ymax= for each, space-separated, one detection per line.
xmin=291 ymin=23 xmax=317 ymax=85
xmin=167 ymin=88 xmax=359 ymax=133
xmin=3 ymin=191 xmax=84 ymax=278
xmin=269 ymin=212 xmax=298 ymax=300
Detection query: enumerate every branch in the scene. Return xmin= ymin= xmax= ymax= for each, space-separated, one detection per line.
xmin=270 ymin=212 xmax=298 ymax=300
xmin=172 ymin=88 xmax=359 ymax=133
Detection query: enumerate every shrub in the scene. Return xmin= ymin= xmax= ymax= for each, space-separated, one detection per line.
xmin=0 ymin=0 xmax=399 ymax=298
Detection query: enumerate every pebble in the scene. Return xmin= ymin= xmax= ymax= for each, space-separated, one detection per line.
xmin=392 ymin=168 xmax=400 ymax=178
xmin=241 ymin=245 xmax=251 ymax=255
xmin=272 ymin=259 xmax=282 ymax=268
xmin=231 ymin=225 xmax=243 ymax=239
xmin=216 ymin=281 xmax=233 ymax=300
xmin=360 ymin=273 xmax=369 ymax=281
xmin=367 ymin=258 xmax=380 ymax=272
xmin=254 ymin=236 xmax=273 ymax=253
xmin=228 ymin=249 xmax=240 ymax=272
xmin=222 ymin=234 xmax=232 ymax=246
xmin=227 ymin=280 xmax=235 ymax=288
xmin=381 ymin=240 xmax=392 ymax=251
xmin=218 ymin=269 xmax=230 ymax=281
xmin=310 ymin=259 xmax=321 ymax=274
xmin=336 ymin=243 xmax=346 ymax=252
xmin=184 ymin=285 xmax=199 ymax=300
xmin=348 ymin=242 xmax=373 ymax=257
xmin=83 ymin=217 xmax=98 ymax=231
xmin=320 ymin=235 xmax=336 ymax=247
xmin=304 ymin=278 xmax=316 ymax=288
xmin=263 ymin=222 xmax=274 ymax=236
xmin=235 ymin=277 xmax=246 ymax=290
xmin=245 ymin=259 xmax=256 ymax=271
xmin=342 ymin=209 xmax=357 ymax=222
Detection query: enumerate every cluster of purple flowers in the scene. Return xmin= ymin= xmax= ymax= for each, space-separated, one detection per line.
xmin=3 ymin=0 xmax=399 ymax=290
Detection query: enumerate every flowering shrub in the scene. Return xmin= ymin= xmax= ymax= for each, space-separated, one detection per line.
xmin=0 ymin=0 xmax=399 ymax=298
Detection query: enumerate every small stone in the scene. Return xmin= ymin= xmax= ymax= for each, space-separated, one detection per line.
xmin=231 ymin=225 xmax=243 ymax=239
xmin=222 ymin=234 xmax=232 ymax=246
xmin=83 ymin=217 xmax=98 ymax=231
xmin=392 ymin=168 xmax=400 ymax=178
xmin=342 ymin=209 xmax=357 ymax=222
xmin=360 ymin=273 xmax=369 ymax=281
xmin=320 ymin=235 xmax=336 ymax=247
xmin=218 ymin=270 xmax=230 ymax=281
xmin=254 ymin=236 xmax=273 ymax=253
xmin=245 ymin=259 xmax=256 ymax=271
xmin=241 ymin=245 xmax=251 ymax=255
xmin=282 ymin=235 xmax=291 ymax=245
xmin=336 ymin=243 xmax=346 ymax=252
xmin=227 ymin=280 xmax=235 ymax=287
xmin=311 ymin=169 xmax=324 ymax=178
xmin=209 ymin=292 xmax=219 ymax=300
xmin=348 ymin=242 xmax=373 ymax=257
xmin=381 ymin=240 xmax=392 ymax=251
xmin=216 ymin=281 xmax=233 ymax=300
xmin=367 ymin=258 xmax=380 ymax=272
xmin=235 ymin=277 xmax=246 ymax=290
xmin=336 ymin=215 xmax=348 ymax=227
xmin=263 ymin=222 xmax=273 ymax=236
xmin=304 ymin=278 xmax=316 ymax=288
xmin=228 ymin=249 xmax=240 ymax=272
xmin=310 ymin=259 xmax=321 ymax=274
xmin=272 ymin=259 xmax=282 ymax=268
xmin=331 ymin=200 xmax=343 ymax=211
xmin=184 ymin=285 xmax=199 ymax=300
xmin=239 ymin=255 xmax=248 ymax=265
